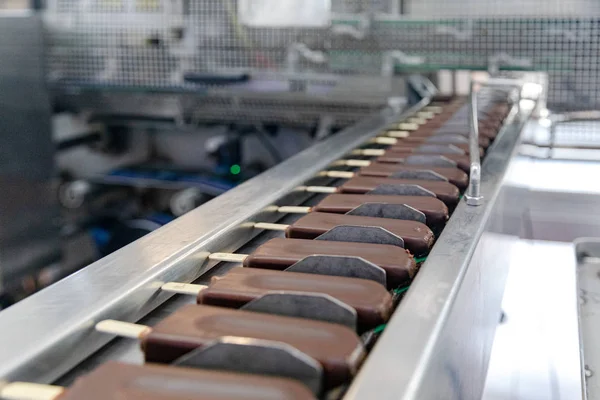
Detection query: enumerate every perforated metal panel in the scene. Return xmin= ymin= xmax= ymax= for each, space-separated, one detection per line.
xmin=45 ymin=0 xmax=600 ymax=111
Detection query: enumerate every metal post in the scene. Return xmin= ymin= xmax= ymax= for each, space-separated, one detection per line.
xmin=465 ymin=81 xmax=484 ymax=206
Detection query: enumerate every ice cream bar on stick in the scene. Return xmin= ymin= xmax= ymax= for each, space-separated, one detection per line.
xmin=325 ymin=162 xmax=468 ymax=190
xmin=350 ymin=148 xmax=471 ymax=173
xmin=253 ymin=212 xmax=434 ymax=256
xmin=369 ymin=137 xmax=484 ymax=157
xmin=274 ymin=193 xmax=449 ymax=230
xmin=161 ymin=267 xmax=393 ymax=332
xmin=0 ymin=362 xmax=316 ymax=400
xmin=95 ymin=304 xmax=364 ymax=390
xmin=299 ymin=176 xmax=460 ymax=209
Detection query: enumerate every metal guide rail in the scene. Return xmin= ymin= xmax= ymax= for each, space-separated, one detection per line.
xmin=0 ymin=82 xmax=537 ymax=400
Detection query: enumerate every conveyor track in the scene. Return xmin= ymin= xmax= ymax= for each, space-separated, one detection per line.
xmin=0 ymin=86 xmax=538 ymax=400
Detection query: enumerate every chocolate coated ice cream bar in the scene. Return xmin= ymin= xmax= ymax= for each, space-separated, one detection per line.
xmin=375 ymin=150 xmax=471 ymax=173
xmin=284 ymin=212 xmax=434 ymax=256
xmin=177 ymin=267 xmax=394 ymax=330
xmin=357 ymin=162 xmax=468 ymax=190
xmin=243 ymin=238 xmax=416 ymax=288
xmin=337 ymin=176 xmax=460 ymax=208
xmin=312 ymin=193 xmax=448 ymax=227
xmin=141 ymin=305 xmax=364 ymax=389
xmin=57 ymin=362 xmax=316 ymax=400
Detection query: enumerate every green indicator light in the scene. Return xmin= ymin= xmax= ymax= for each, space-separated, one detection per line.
xmin=230 ymin=164 xmax=241 ymax=175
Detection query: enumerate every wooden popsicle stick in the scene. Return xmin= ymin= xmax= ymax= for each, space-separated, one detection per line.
xmin=385 ymin=130 xmax=410 ymax=138
xmin=95 ymin=320 xmax=151 ymax=339
xmin=161 ymin=282 xmax=208 ymax=296
xmin=318 ymin=171 xmax=355 ymax=179
xmin=253 ymin=222 xmax=289 ymax=231
xmin=417 ymin=111 xmax=435 ymax=119
xmin=299 ymin=186 xmax=337 ymax=194
xmin=208 ymin=253 xmax=249 ymax=263
xmin=276 ymin=206 xmax=311 ymax=214
xmin=391 ymin=122 xmax=419 ymax=131
xmin=406 ymin=117 xmax=427 ymax=125
xmin=331 ymin=160 xmax=371 ymax=167
xmin=370 ymin=137 xmax=398 ymax=145
xmin=351 ymin=149 xmax=386 ymax=156
xmin=0 ymin=383 xmax=64 ymax=400
xmin=424 ymin=106 xmax=443 ymax=114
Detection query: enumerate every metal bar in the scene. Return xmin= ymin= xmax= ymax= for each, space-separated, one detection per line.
xmin=479 ymin=78 xmax=523 ymax=106
xmin=575 ymin=238 xmax=600 ymax=400
xmin=344 ymin=98 xmax=535 ymax=400
xmin=0 ymin=97 xmax=430 ymax=384
xmin=549 ymin=111 xmax=600 ymax=148
xmin=464 ymin=77 xmax=524 ymax=206
xmin=465 ymin=81 xmax=483 ymax=206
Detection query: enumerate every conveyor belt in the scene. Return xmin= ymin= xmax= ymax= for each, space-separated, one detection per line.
xmin=0 ymin=85 xmax=538 ymax=400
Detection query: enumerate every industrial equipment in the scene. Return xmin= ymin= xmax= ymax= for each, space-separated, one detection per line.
xmin=2 ymin=1 xmax=600 ymax=400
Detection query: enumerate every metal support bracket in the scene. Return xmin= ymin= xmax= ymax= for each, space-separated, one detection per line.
xmin=425 ymin=134 xmax=469 ymax=144
xmin=389 ymin=170 xmax=448 ymax=182
xmin=316 ymin=225 xmax=405 ymax=248
xmin=242 ymin=292 xmax=358 ymax=330
xmin=417 ymin=144 xmax=466 ymax=155
xmin=173 ymin=336 xmax=323 ymax=395
xmin=286 ymin=255 xmax=387 ymax=287
xmin=405 ymin=154 xmax=458 ymax=168
xmin=368 ymin=183 xmax=436 ymax=197
xmin=347 ymin=203 xmax=427 ymax=224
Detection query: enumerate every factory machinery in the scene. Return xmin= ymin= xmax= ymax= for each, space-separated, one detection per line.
xmin=4 ymin=1 xmax=600 ymax=400
xmin=0 ymin=74 xmax=550 ymax=399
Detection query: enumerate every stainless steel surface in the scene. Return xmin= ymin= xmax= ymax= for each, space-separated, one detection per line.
xmin=344 ymin=98 xmax=535 ymax=400
xmin=576 ymin=239 xmax=600 ymax=400
xmin=0 ymin=98 xmax=428 ymax=383
xmin=482 ymin=117 xmax=600 ymax=400
xmin=0 ymin=13 xmax=60 ymax=292
xmin=483 ymin=240 xmax=583 ymax=400
xmin=466 ymin=80 xmax=483 ymax=206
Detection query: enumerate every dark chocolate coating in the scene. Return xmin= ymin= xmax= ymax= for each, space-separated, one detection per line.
xmin=338 ymin=176 xmax=460 ymax=208
xmin=410 ymin=126 xmax=498 ymax=140
xmin=388 ymin=140 xmax=474 ymax=152
xmin=358 ymin=162 xmax=469 ymax=190
xmin=142 ymin=304 xmax=364 ymax=389
xmin=243 ymin=238 xmax=416 ymax=288
xmin=58 ymin=361 xmax=316 ymax=400
xmin=389 ymin=144 xmax=484 ymax=157
xmin=198 ymin=267 xmax=393 ymax=331
xmin=286 ymin=212 xmax=434 ymax=256
xmin=375 ymin=150 xmax=471 ymax=173
xmin=402 ymin=134 xmax=490 ymax=148
xmin=312 ymin=193 xmax=448 ymax=227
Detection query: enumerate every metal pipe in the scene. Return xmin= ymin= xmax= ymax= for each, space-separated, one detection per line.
xmin=464 ymin=77 xmax=524 ymax=206
xmin=465 ymin=81 xmax=483 ymax=206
